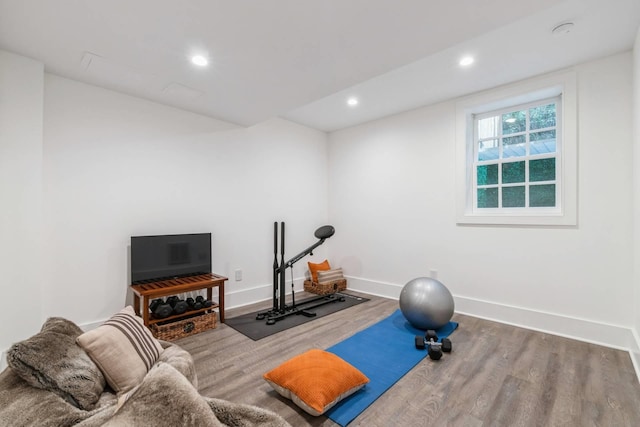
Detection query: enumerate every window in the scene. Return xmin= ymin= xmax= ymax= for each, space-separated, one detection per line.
xmin=455 ymin=72 xmax=577 ymax=226
xmin=474 ymin=97 xmax=560 ymax=212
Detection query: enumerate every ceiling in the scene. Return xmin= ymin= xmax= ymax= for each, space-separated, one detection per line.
xmin=1 ymin=0 xmax=639 ymax=132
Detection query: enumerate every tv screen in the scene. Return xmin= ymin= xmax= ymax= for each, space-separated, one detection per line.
xmin=130 ymin=233 xmax=211 ymax=284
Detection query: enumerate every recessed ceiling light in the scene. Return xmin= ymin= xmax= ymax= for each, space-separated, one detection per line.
xmin=347 ymin=97 xmax=359 ymax=107
xmin=459 ymin=56 xmax=474 ymax=67
xmin=191 ymin=55 xmax=208 ymax=67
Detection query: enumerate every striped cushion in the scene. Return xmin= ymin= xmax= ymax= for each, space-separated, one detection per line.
xmin=316 ymin=268 xmax=344 ymax=284
xmin=77 ymin=306 xmax=163 ymax=393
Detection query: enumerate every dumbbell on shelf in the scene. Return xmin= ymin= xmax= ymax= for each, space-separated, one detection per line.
xmin=150 ymin=298 xmax=173 ymax=319
xmin=186 ymin=296 xmax=213 ymax=311
xmin=187 ymin=297 xmax=203 ymax=310
xmin=415 ymin=329 xmax=452 ymax=360
xmin=166 ymin=296 xmax=188 ymax=315
xmin=196 ymin=295 xmax=213 ymax=308
xmin=186 ymin=297 xmax=201 ymax=310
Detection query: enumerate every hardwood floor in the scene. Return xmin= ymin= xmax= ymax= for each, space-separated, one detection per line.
xmin=175 ymin=291 xmax=640 ymax=426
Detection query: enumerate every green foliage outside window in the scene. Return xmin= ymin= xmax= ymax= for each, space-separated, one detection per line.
xmin=477 ymin=164 xmax=498 ymax=186
xmin=502 ymin=186 xmax=525 ymax=207
xmin=530 ymin=158 xmax=555 ymax=182
xmin=530 ymin=184 xmax=556 ymax=207
xmin=530 ymin=104 xmax=556 ymax=130
xmin=502 ymin=161 xmax=525 ymax=184
xmin=477 ymin=188 xmax=498 ymax=208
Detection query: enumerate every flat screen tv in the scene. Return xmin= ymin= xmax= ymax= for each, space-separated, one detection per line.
xmin=130 ymin=233 xmax=211 ymax=284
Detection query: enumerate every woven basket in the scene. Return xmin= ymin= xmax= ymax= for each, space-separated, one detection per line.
xmin=150 ymin=311 xmax=216 ymax=341
xmin=304 ymin=278 xmax=347 ymax=295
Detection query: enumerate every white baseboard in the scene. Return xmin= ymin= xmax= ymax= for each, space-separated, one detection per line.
xmin=631 ymin=329 xmax=640 ymax=382
xmin=454 ymin=295 xmax=638 ymax=352
xmin=224 ymin=280 xmax=306 ymax=310
xmin=346 ymin=276 xmax=638 ymax=352
xmin=346 ymin=276 xmax=404 ymax=300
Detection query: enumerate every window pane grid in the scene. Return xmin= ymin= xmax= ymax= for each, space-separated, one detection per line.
xmin=473 ymin=97 xmax=559 ymax=211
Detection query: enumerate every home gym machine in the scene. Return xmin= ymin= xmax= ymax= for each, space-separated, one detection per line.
xmin=256 ymin=222 xmax=345 ymax=325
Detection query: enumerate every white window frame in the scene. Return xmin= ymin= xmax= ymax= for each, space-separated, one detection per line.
xmin=455 ymin=71 xmax=577 ymax=226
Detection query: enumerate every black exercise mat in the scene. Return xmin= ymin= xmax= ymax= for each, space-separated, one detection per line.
xmin=225 ymin=293 xmax=369 ymax=341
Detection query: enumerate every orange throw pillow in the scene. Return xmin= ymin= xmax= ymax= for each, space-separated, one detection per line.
xmin=263 ymin=349 xmax=369 ymax=416
xmin=308 ymin=260 xmax=331 ymax=282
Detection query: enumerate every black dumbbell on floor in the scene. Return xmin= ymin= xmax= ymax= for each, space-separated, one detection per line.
xmin=414 ymin=329 xmax=452 ymax=360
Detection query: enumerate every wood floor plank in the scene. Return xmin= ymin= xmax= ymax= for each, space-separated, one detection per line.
xmin=174 ymin=291 xmax=640 ymax=426
xmin=483 ymin=375 xmax=534 ymax=427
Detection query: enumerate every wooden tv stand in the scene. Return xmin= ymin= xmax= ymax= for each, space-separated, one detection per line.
xmin=131 ymin=273 xmax=227 ymax=328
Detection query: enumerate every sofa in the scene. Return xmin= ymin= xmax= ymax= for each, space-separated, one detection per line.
xmin=0 ymin=308 xmax=290 ymax=427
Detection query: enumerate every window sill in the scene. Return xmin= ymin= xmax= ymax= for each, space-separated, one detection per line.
xmin=456 ymin=211 xmax=576 ymax=226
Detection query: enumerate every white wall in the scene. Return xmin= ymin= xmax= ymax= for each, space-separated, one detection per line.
xmin=632 ymin=28 xmax=640 ymax=371
xmin=4 ymin=45 xmax=638 ymax=367
xmin=0 ymin=51 xmax=45 ymax=355
xmin=328 ymin=52 xmax=635 ymax=349
xmin=42 ymin=75 xmax=330 ymax=326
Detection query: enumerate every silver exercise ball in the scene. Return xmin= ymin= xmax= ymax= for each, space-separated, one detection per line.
xmin=399 ymin=277 xmax=454 ymax=330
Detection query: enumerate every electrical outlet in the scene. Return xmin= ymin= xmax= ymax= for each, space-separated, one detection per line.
xmin=430 ymin=269 xmax=438 ymax=279
xmin=235 ymin=269 xmax=242 ymax=281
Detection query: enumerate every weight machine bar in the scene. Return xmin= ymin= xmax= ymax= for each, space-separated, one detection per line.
xmin=276 ymin=225 xmax=334 ymax=272
xmin=272 ymin=222 xmax=278 ymax=311
xmin=279 ymin=222 xmax=286 ymax=311
xmin=281 ymin=238 xmax=328 ymax=270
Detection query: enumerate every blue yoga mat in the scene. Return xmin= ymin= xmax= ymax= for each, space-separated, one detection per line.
xmin=325 ymin=309 xmax=458 ymax=426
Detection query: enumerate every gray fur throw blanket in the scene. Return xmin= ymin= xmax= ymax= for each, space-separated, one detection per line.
xmin=0 ymin=362 xmax=290 ymax=427
xmin=0 ymin=316 xmax=290 ymax=427
xmin=80 ymin=362 xmax=291 ymax=427
xmin=5 ymin=317 xmax=105 ymax=410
